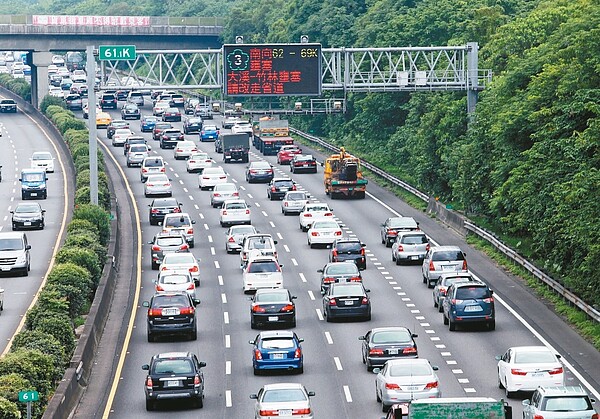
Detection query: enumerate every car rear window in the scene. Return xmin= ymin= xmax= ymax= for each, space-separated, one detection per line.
xmin=432 ymin=250 xmax=465 ymax=261
xmin=372 ymin=330 xmax=412 ymax=344
xmin=156 ymin=237 xmax=184 ymax=246
xmin=144 ymin=159 xmax=164 ymax=167
xmin=159 ymin=275 xmax=190 ymax=285
xmin=454 ymin=286 xmax=490 ymax=300
xmin=247 ymin=237 xmax=273 ymax=249
xmin=153 ymin=359 xmax=192 ymax=374
xmin=401 ymin=234 xmax=428 ymax=245
xmin=542 ymin=396 xmax=592 ymax=411
xmin=255 ymin=292 xmax=288 ymax=303
xmin=225 ymin=202 xmax=247 ymax=210
xmin=274 ymin=180 xmax=294 ymax=187
xmin=261 ymin=338 xmax=294 ymax=349
xmin=335 ymin=242 xmax=362 ymax=252
xmin=285 ymin=193 xmax=306 ymax=201
xmin=514 ymin=351 xmax=557 ymax=364
xmin=163 ymin=253 xmax=195 ymax=264
xmin=389 ymin=364 xmax=431 ymax=377
xmin=248 ymin=261 xmax=279 ymax=273
xmin=152 ymin=294 xmax=189 ymax=308
xmin=164 ymin=216 xmax=191 ymax=227
xmin=262 ymin=389 xmax=307 ymax=403
xmin=331 ymin=284 xmax=363 ymax=296
xmin=307 ymin=205 xmax=329 ymax=212
xmin=325 ymin=264 xmax=359 ymax=275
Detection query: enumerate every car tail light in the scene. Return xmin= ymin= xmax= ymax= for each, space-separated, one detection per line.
xmin=533 ymin=415 xmax=544 ymax=419
xmin=280 ymin=304 xmax=294 ymax=312
xmin=462 ymin=260 xmax=468 ymax=270
xmin=213 ymin=193 xmax=221 ymax=197
xmin=425 ymin=381 xmax=438 ymax=389
xmin=148 ymin=308 xmax=162 ymax=317
xmin=331 ymin=250 xmax=338 ymax=257
xmin=219 ymin=176 xmax=226 ymax=179
xmin=451 ymin=299 xmax=463 ymax=305
xmin=361 ymin=297 xmax=369 ymax=304
xmin=222 ymin=210 xmax=228 ymax=215
xmin=173 ymin=207 xmax=181 ymax=213
xmin=176 ymin=148 xmax=182 ymax=152
xmin=429 ymin=261 xmax=435 ymax=271
xmin=311 ymin=232 xmax=319 ymax=236
xmin=194 ymin=375 xmax=202 ymax=385
xmin=228 ymin=237 xmax=236 ymax=243
xmin=180 ymin=244 xmax=189 ymax=251
xmin=146 ymin=183 xmax=154 ymax=187
xmin=271 ymin=186 xmax=276 ymax=192
xmin=145 ymin=376 xmax=153 ymax=390
xmin=189 ymin=266 xmax=198 ymax=273
xmin=291 ymin=185 xmax=296 ymax=191
xmin=511 ymin=369 xmax=528 ymax=376
xmin=591 ymin=414 xmax=599 ymax=419
xmin=187 ymin=229 xmax=193 ymax=234
xmin=259 ymin=411 xmax=277 ymax=416
xmin=323 ymin=277 xmax=335 ymax=283
xmin=292 ymin=408 xmax=311 ymax=415
xmin=160 ymin=168 xmax=165 ymax=173
xmin=385 ymin=383 xmax=400 ymax=390
xmin=360 ymin=248 xmax=365 ymax=256
xmin=252 ymin=305 xmax=266 ymax=313
xmin=387 ymin=229 xmax=398 ymax=236
xmin=142 ymin=168 xmax=148 ymax=173
xmin=548 ymin=367 xmax=563 ymax=375
xmin=369 ymin=348 xmax=384 ymax=356
xmin=438 ymin=286 xmax=447 ymax=295
xmin=396 ymin=245 xmax=404 ymax=252
xmin=187 ymin=282 xmax=195 ymax=290
xmin=233 ymin=192 xmax=239 ymax=197
xmin=328 ymin=299 xmax=337 ymax=306
xmin=426 ymin=243 xmax=431 ymax=251
xmin=151 ymin=245 xmax=161 ymax=251
xmin=284 ymin=202 xmax=289 ymax=207
xmin=294 ymin=348 xmax=302 ymax=358
xmin=303 ymin=213 xmax=312 ymax=217
xmin=483 ymin=297 xmax=494 ymax=303
xmin=324 ymin=212 xmax=333 ymax=217
xmin=180 ymin=307 xmax=195 ymax=315
xmin=334 ymin=231 xmax=342 ymax=236
xmin=249 ymin=170 xmax=257 ymax=174
xmin=254 ymin=349 xmax=262 ymax=360
xmin=403 ymin=347 xmax=417 ymax=355
xmin=155 ymin=284 xmax=164 ymax=292
xmin=350 ymin=277 xmax=362 ymax=282
xmin=245 ymin=209 xmax=250 ymax=214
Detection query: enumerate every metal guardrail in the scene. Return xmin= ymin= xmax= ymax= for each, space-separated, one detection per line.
xmin=291 ymin=127 xmax=600 ymax=323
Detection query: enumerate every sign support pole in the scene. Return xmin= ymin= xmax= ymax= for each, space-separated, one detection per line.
xmin=86 ymin=45 xmax=99 ymax=205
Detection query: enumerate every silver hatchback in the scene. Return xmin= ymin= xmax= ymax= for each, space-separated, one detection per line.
xmin=281 ymin=191 xmax=310 ymax=215
xmin=391 ymin=232 xmax=430 ymax=265
xmin=421 ymin=245 xmax=467 ymax=288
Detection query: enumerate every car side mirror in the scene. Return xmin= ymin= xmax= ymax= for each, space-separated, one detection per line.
xmin=494 ymin=355 xmax=502 ymax=361
xmin=372 ymin=368 xmax=381 ymax=374
xmin=317 ymin=269 xmax=323 ymax=273
xmin=248 ymin=340 xmax=255 ymax=345
xmin=320 ymin=290 xmax=326 ymax=295
xmin=191 ymin=220 xmax=196 ymax=224
xmin=25 ymin=245 xmax=31 ymax=250
xmin=555 ymin=354 xmax=561 ymax=359
xmin=142 ymin=301 xmax=150 ymax=307
xmin=412 ymin=333 xmax=418 ymax=338
xmin=42 ymin=210 xmax=46 ymax=213
xmin=273 ymin=240 xmax=278 ymax=244
xmin=193 ymin=299 xmax=201 ymax=306
xmin=307 ymin=391 xmax=315 ymax=397
xmin=142 ymin=364 xmax=150 ymax=370
xmin=522 ymin=400 xmax=530 ymax=406
xmin=365 ymin=289 xmax=371 ymax=293
xmin=489 ymin=290 xmax=494 ymax=295
xmin=279 ymin=264 xmax=284 ymax=269
xmin=9 ymin=211 xmax=13 ymax=214
xmin=194 ymin=279 xmax=200 ymax=286
xmin=358 ymin=336 xmax=365 ymax=341
xmin=298 ymin=338 xmax=304 ymax=343
xmin=249 ymin=394 xmax=258 ymax=400
xmin=198 ymin=361 xmax=207 ymax=368
xmin=432 ymin=365 xmax=439 ymax=371
xmin=291 ymin=295 xmax=297 ymax=300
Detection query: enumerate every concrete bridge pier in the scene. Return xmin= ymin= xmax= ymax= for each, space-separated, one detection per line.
xmin=31 ymin=51 xmax=52 ymax=109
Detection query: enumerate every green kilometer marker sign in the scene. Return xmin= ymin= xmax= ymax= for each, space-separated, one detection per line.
xmin=99 ymin=45 xmax=136 ymax=61
xmin=18 ymin=390 xmax=39 ymax=402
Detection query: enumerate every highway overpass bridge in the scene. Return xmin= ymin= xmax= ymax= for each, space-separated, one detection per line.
xmin=0 ymin=14 xmax=223 ymax=106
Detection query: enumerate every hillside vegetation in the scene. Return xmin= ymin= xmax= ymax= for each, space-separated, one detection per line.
xmin=2 ymin=0 xmax=598 ymax=305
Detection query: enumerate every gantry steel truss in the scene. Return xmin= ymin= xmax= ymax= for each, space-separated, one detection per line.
xmin=100 ymin=43 xmax=491 ymax=113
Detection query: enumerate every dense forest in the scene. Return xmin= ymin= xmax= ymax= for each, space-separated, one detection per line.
xmin=2 ymin=0 xmax=598 ymax=305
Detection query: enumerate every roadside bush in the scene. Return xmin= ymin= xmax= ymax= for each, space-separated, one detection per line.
xmin=0 ymin=373 xmax=31 ymax=403
xmin=71 ymin=142 xmax=90 ymax=163
xmin=29 ymin=314 xmax=75 ymax=358
xmin=46 ymin=263 xmax=92 ymax=311
xmin=46 ymin=283 xmax=87 ymax=319
xmin=43 ymin=105 xmax=66 ymax=120
xmin=76 ymin=170 xmax=109 ymax=193
xmin=63 ymin=128 xmax=88 ymax=149
xmin=24 ymin=289 xmax=69 ymax=330
xmin=0 ymin=396 xmax=21 ymax=419
xmin=66 ymin=219 xmax=98 ymax=236
xmin=64 ymin=231 xmax=107 ymax=263
xmin=73 ymin=204 xmax=111 ymax=246
xmin=0 ymin=349 xmax=56 ymax=399
xmin=0 ymin=74 xmax=31 ymax=101
xmin=55 ymin=247 xmax=102 ymax=289
xmin=55 ymin=114 xmax=86 ymax=133
xmin=75 ymin=186 xmax=111 ymax=211
xmin=40 ymin=95 xmax=65 ymax=114
xmin=12 ymin=330 xmax=66 ymax=371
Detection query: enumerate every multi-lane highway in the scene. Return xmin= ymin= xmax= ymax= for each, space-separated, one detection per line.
xmin=70 ymin=99 xmax=600 ymax=418
xmin=0 ymin=101 xmax=69 ymax=355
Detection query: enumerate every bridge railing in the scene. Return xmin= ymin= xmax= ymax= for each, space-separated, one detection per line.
xmin=0 ymin=15 xmax=224 ymax=27
xmin=290 ymin=127 xmax=600 ymax=323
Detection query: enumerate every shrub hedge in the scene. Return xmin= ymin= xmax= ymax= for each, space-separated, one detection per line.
xmin=0 ymin=83 xmax=112 ymax=416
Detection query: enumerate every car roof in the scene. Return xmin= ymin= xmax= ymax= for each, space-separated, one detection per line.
xmin=430 ymin=245 xmax=463 ymax=251
xmin=384 ymin=358 xmax=432 ymax=367
xmin=452 ymin=281 xmax=488 ymax=289
xmin=164 ymin=212 xmax=191 ymax=218
xmin=259 ymin=330 xmax=295 ymax=339
xmin=0 ymin=232 xmax=26 ymax=239
xmin=155 ymin=351 xmax=190 ymax=359
xmin=509 ymin=346 xmax=555 ymax=353
xmin=535 ymin=386 xmax=588 ymax=396
xmin=151 ymin=197 xmax=178 ymax=205
xmin=248 ymin=255 xmax=278 ymax=263
xmin=273 ymin=177 xmax=293 ymax=182
xmin=262 ymin=383 xmax=305 ymax=391
xmin=369 ymin=326 xmax=411 ymax=334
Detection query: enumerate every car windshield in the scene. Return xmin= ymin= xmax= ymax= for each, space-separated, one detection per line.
xmin=331 ymin=284 xmax=364 ymax=296
xmin=156 ymin=237 xmax=184 ymax=246
xmin=15 ymin=204 xmax=40 ymax=213
xmin=372 ymin=330 xmax=412 ymax=344
xmin=22 ymin=173 xmax=45 ymax=182
xmin=163 ymin=254 xmax=195 ymax=264
xmin=432 ymin=250 xmax=465 ymax=261
xmin=543 ymin=396 xmax=592 ymax=411
xmin=262 ymin=389 xmax=307 ymax=403
xmin=325 ymin=264 xmax=359 ymax=275
xmin=153 ymin=359 xmax=193 ymax=374
xmin=152 ymin=294 xmax=189 ymax=308
xmin=32 ymin=153 xmax=52 ymax=160
xmin=514 ymin=350 xmax=557 ymax=364
xmin=261 ymin=338 xmax=294 ymax=349
xmin=144 ymin=159 xmax=163 ymax=167
xmin=454 ymin=286 xmax=490 ymax=300
xmin=164 ymin=216 xmax=191 ymax=227
xmin=159 ymin=275 xmax=190 ymax=285
xmin=248 ymin=261 xmax=279 ymax=273
xmin=0 ymin=238 xmax=23 ymax=251
xmin=335 ymin=242 xmax=362 ymax=252
xmin=401 ymin=234 xmax=428 ymax=244
xmin=255 ymin=291 xmax=288 ymax=303
xmin=389 ymin=363 xmax=431 ymax=377
xmin=312 ymin=221 xmax=338 ymax=229
xmin=285 ymin=193 xmax=306 ymax=201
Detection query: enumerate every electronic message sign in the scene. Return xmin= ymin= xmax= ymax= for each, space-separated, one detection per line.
xmin=223 ymin=43 xmax=322 ymax=96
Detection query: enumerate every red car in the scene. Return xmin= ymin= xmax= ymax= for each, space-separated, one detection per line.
xmin=276 ymin=145 xmax=302 ymax=164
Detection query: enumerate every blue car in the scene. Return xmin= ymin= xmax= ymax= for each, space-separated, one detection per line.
xmin=199 ymin=124 xmax=219 ymax=142
xmin=442 ymin=281 xmax=495 ymax=331
xmin=250 ymin=330 xmax=304 ymax=375
xmin=140 ymin=115 xmax=159 ymax=132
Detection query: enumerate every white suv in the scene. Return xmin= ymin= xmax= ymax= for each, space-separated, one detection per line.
xmin=523 ymin=386 xmax=598 ymax=419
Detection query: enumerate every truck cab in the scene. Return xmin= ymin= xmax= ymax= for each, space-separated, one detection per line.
xmin=19 ymin=168 xmax=48 ymax=200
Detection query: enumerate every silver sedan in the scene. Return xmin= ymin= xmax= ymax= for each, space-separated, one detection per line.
xmin=250 ymin=383 xmax=315 ymax=419
xmin=225 ymin=224 xmax=257 ymax=253
xmin=281 ymin=191 xmax=310 ymax=215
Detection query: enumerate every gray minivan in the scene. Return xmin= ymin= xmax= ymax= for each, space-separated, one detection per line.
xmin=0 ymin=232 xmax=31 ymax=276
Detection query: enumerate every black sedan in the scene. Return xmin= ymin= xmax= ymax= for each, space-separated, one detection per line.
xmin=148 ymin=197 xmax=182 ymax=225
xmin=143 ymin=292 xmax=200 ymax=342
xmin=245 ymin=161 xmax=274 ymax=183
xmin=162 ymin=107 xmax=182 ymax=122
xmin=142 ymin=352 xmax=206 ymax=411
xmin=267 ymin=178 xmax=296 ymax=200
xmin=290 ymin=154 xmax=318 ymax=173
xmin=250 ymin=288 xmax=297 ymax=329
xmin=160 ymin=129 xmax=184 ymax=149
xmin=11 ymin=202 xmax=45 ymax=230
xmin=358 ymin=326 xmax=418 ymax=371
xmin=323 ymin=282 xmax=371 ymax=322
xmin=329 ymin=238 xmax=367 ymax=270
xmin=183 ymin=116 xmax=203 ymax=134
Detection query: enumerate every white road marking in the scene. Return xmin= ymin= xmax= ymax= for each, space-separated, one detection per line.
xmin=283 ymin=244 xmax=290 ymax=252
xmin=223 ymin=312 xmax=229 ymax=324
xmin=218 ymin=275 xmax=224 ymax=286
xmin=247 ymin=193 xmax=252 ymax=198
xmin=208 ymin=235 xmax=213 ymax=243
xmin=441 ymin=352 xmax=452 ymax=357
xmin=324 ymin=331 xmax=333 ymax=344
xmin=225 ymin=335 xmax=230 ymax=348
xmin=464 ymin=388 xmax=477 ymax=393
xmin=436 ymin=344 xmax=446 ymax=349
xmin=334 ymin=357 xmax=343 ymax=371
xmin=183 ymin=187 xmax=188 ymax=191
xmin=452 ymin=369 xmax=463 ymax=374
xmin=430 ymin=337 xmax=441 ymax=341
xmin=221 ymin=293 xmax=227 ymax=304
xmin=410 ymin=309 xmax=421 ymax=313
xmin=269 ymin=221 xmax=275 ymax=228
xmin=239 ymin=185 xmax=246 ymax=190
xmin=316 ymin=308 xmax=324 ymax=321
xmin=194 ymin=204 xmax=199 ymax=210
xmin=204 ymin=223 xmax=209 ymax=230
xmin=420 ymin=322 xmax=430 ymax=326
xmin=307 ymin=290 xmax=315 ymax=300
xmin=199 ymin=213 xmax=204 ymax=219
xmin=299 ymin=273 xmax=307 ymax=283
xmin=225 ymin=390 xmax=232 ymax=407
xmin=446 ymin=360 xmax=457 ymax=365
xmin=343 ymin=385 xmax=353 ymax=403
xmin=214 ymin=261 xmax=220 ymax=269
xmin=276 ymin=232 xmax=283 ymax=240
xmin=458 ymin=378 xmax=470 ymax=383
xmin=225 ymin=361 xmax=231 ymax=375
xmin=255 ymin=202 xmax=261 ymax=207
xmin=210 ymin=247 xmax=215 ymax=255
xmin=425 ymin=330 xmax=435 ymax=334
xmin=262 ymin=210 xmax=268 ymax=217
xmin=291 ymin=258 xmax=298 ymax=266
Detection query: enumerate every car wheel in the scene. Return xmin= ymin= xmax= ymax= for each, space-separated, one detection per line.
xmin=297 ymin=366 xmax=304 ymax=374
xmin=151 ymin=261 xmax=159 ymax=270
xmin=190 ymin=329 xmax=197 ymax=341
xmin=22 ymin=267 xmax=29 ymax=277
xmin=250 ymin=317 xmax=257 ymax=329
xmin=376 ymin=385 xmax=381 ymax=402
xmin=505 ymin=386 xmax=514 ymax=399
xmin=438 ymin=303 xmax=444 ymax=313
xmin=193 ymin=396 xmax=203 ymax=409
xmin=365 ymin=313 xmax=371 ymax=321
xmin=189 ymin=240 xmax=194 ymax=249
xmin=497 ymin=371 xmax=504 ymax=389
xmin=12 ymin=224 xmax=17 ymax=231
xmin=385 ymin=238 xmax=392 ymax=248
xmin=391 ymin=252 xmax=396 ymax=262
xmin=488 ymin=320 xmax=496 ymax=331
xmin=145 ymin=400 xmax=155 ymax=411
xmin=443 ymin=314 xmax=449 ymax=325
xmin=448 ymin=318 xmax=456 ymax=331
xmin=253 ymin=368 xmax=261 ymax=376
xmin=395 ymin=257 xmax=401 ymax=266
xmin=433 ymin=298 xmax=438 ymax=308
xmin=291 ymin=318 xmax=296 ymax=328
xmin=147 ymin=332 xmax=154 ymax=343
xmin=422 ymin=275 xmax=428 ymax=284
xmin=382 ymin=401 xmax=389 ymax=413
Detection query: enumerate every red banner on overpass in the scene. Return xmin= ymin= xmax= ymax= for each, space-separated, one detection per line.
xmin=32 ymin=15 xmax=150 ymax=26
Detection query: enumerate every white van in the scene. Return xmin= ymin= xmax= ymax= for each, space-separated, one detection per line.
xmin=0 ymin=232 xmax=31 ymax=276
